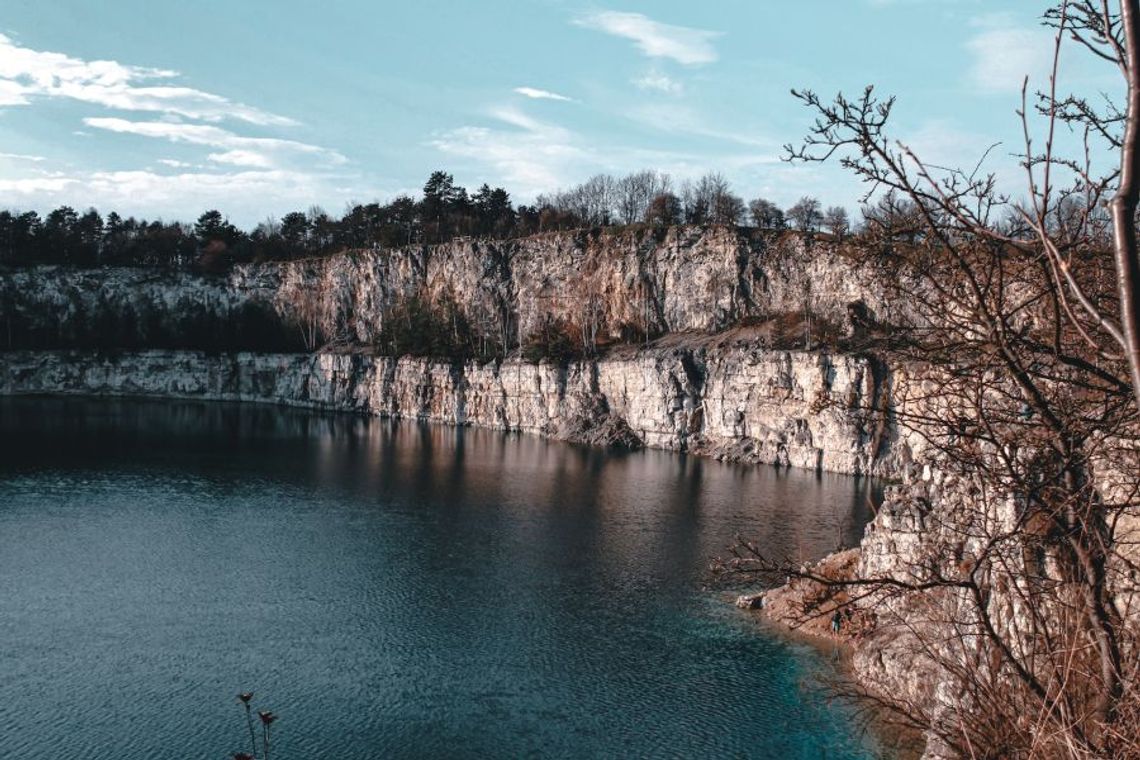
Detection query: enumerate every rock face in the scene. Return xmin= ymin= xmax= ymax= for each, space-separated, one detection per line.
xmin=0 ymin=344 xmax=912 ymax=478
xmin=0 ymin=227 xmax=919 ymax=476
xmin=0 ymin=226 xmax=905 ymax=352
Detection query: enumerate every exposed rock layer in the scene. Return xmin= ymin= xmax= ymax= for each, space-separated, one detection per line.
xmin=0 ymin=345 xmax=912 ymax=478
xmin=0 ymin=226 xmax=905 ymax=352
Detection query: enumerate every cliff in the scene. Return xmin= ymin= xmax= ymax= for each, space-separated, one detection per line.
xmin=0 ymin=343 xmax=911 ymax=478
xmin=0 ymin=226 xmax=904 ymax=353
xmin=0 ymin=225 xmax=918 ymax=474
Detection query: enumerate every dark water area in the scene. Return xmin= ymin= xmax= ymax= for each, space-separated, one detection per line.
xmin=0 ymin=397 xmax=882 ymax=759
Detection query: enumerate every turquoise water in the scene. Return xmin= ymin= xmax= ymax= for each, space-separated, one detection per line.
xmin=0 ymin=397 xmax=880 ymax=759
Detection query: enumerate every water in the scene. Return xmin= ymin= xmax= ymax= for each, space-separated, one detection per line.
xmin=0 ymin=397 xmax=881 ymax=759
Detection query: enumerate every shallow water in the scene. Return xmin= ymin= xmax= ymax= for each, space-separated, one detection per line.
xmin=0 ymin=397 xmax=881 ymax=759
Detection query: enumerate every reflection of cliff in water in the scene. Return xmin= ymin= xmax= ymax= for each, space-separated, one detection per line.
xmin=0 ymin=396 xmax=880 ymax=584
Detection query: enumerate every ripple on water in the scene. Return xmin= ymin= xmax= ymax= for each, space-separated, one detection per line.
xmin=0 ymin=398 xmax=881 ymax=759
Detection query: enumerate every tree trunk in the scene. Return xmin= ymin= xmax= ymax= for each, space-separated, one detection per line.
xmin=1112 ymin=0 xmax=1140 ymax=416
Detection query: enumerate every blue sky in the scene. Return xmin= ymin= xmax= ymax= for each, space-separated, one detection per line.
xmin=0 ymin=1 xmax=1107 ymax=226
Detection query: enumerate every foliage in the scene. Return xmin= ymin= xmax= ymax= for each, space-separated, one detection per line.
xmin=0 ymin=288 xmax=304 ymax=353
xmin=0 ymin=169 xmax=840 ymax=270
xmin=521 ymin=315 xmax=582 ymax=363
xmin=643 ymin=192 xmax=683 ymax=227
xmin=375 ymin=293 xmax=495 ymax=359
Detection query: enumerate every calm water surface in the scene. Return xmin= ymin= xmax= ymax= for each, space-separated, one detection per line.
xmin=0 ymin=397 xmax=880 ymax=759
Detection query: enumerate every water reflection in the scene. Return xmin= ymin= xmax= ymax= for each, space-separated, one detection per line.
xmin=0 ymin=397 xmax=880 ymax=759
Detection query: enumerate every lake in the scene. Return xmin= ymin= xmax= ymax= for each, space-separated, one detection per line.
xmin=0 ymin=397 xmax=880 ymax=759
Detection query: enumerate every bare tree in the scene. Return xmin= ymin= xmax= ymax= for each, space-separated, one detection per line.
xmin=536 ymin=174 xmax=617 ymax=227
xmin=1040 ymin=0 xmax=1140 ymax=416
xmin=859 ymin=190 xmax=926 ymax=244
xmin=573 ymin=261 xmax=606 ymax=356
xmin=680 ymin=173 xmax=742 ymax=225
xmin=786 ymin=196 xmax=823 ymax=231
xmin=748 ymin=197 xmax=786 ymax=229
xmin=616 ymin=170 xmax=672 ymax=224
xmin=288 ymin=284 xmax=324 ymax=351
xmin=717 ymin=3 xmax=1140 ymax=757
xmin=711 ymin=191 xmax=746 ymax=225
xmin=822 ymin=206 xmax=850 ymax=239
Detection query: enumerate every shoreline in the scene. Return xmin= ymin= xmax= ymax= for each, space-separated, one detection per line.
xmin=0 ymin=347 xmax=912 ymax=479
xmin=738 ymin=548 xmax=869 ymax=643
xmin=732 ymin=549 xmax=924 ymax=759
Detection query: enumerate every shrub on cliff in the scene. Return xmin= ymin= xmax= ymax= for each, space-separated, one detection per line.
xmin=521 ymin=316 xmax=581 ymax=363
xmin=376 ymin=293 xmax=493 ymax=359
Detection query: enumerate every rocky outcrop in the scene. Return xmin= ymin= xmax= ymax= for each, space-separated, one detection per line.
xmin=0 ymin=226 xmax=923 ymax=475
xmin=751 ymin=478 xmax=992 ymax=758
xmin=0 ymin=343 xmax=913 ymax=478
xmin=0 ymin=226 xmax=906 ymax=353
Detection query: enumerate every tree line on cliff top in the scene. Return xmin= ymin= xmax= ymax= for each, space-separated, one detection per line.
xmin=0 ymin=169 xmax=858 ymax=270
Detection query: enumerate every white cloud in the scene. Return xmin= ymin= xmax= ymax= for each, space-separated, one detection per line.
xmin=0 ymin=176 xmax=77 ymax=193
xmin=82 ymin=117 xmax=347 ymax=168
xmin=899 ymin=120 xmax=995 ymax=167
xmin=487 ymin=107 xmax=547 ymax=132
xmin=207 ymin=149 xmax=274 ymax=168
xmin=431 ymin=108 xmax=588 ymax=194
xmin=430 ymin=105 xmax=771 ymax=199
xmin=0 ymin=167 xmax=368 ymax=225
xmin=625 ymin=102 xmax=777 ymax=150
xmin=0 ymin=32 xmax=295 ymax=125
xmin=634 ymin=72 xmax=683 ymax=95
xmin=0 ymin=151 xmax=45 ymax=162
xmin=868 ymin=0 xmax=972 ymax=5
xmin=513 ymin=86 xmax=573 ymax=102
xmin=207 ymin=150 xmax=275 ymax=167
xmin=966 ymin=20 xmax=1052 ymax=93
xmin=0 ymin=32 xmax=370 ymax=226
xmin=0 ymin=77 xmax=29 ymax=105
xmin=575 ymin=12 xmax=720 ymax=65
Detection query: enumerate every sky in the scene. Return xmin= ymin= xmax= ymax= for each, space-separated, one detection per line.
xmin=0 ymin=0 xmax=1119 ymax=226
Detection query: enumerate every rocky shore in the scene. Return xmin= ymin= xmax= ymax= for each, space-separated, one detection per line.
xmin=0 ymin=341 xmax=912 ymax=478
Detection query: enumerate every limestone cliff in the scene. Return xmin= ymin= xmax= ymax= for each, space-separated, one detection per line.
xmin=0 ymin=224 xmax=919 ymax=476
xmin=0 ymin=225 xmax=903 ymax=353
xmin=6 ymin=225 xmax=1129 ymax=759
xmin=0 ymin=343 xmax=910 ymax=478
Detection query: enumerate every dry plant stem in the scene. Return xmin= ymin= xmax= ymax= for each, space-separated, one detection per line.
xmin=244 ymin=702 xmax=258 ymax=759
